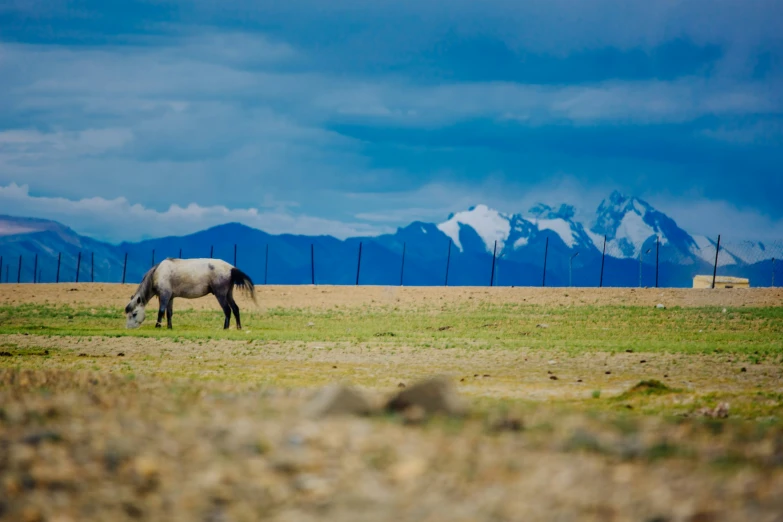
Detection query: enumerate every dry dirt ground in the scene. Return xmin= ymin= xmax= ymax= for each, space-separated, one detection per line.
xmin=1 ymin=285 xmax=783 ymax=522
xmin=2 ymin=283 xmax=782 ymax=310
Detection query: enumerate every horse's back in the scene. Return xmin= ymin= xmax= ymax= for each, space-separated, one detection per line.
xmin=155 ymin=258 xmax=232 ymax=298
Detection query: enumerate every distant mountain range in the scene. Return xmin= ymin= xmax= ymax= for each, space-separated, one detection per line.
xmin=0 ymin=191 xmax=779 ymax=287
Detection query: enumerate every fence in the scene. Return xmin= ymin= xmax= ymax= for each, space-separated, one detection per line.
xmin=1 ymin=235 xmax=782 ymax=288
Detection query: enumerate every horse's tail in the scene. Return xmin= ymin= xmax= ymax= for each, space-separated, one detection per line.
xmin=230 ymin=267 xmax=257 ymax=306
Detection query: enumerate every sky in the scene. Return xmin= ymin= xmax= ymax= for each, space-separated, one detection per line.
xmin=1 ymin=0 xmax=782 ymax=242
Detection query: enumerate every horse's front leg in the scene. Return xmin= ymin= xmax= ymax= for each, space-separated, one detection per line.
xmin=156 ymin=292 xmax=172 ymax=328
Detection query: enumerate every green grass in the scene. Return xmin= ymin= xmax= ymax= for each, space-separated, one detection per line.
xmin=1 ymin=302 xmax=782 ymax=355
xmin=2 ymin=300 xmax=782 ymax=423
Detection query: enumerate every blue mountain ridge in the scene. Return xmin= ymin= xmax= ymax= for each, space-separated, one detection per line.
xmin=0 ymin=191 xmax=778 ymax=287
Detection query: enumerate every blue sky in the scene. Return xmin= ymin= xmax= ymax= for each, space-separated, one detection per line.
xmin=1 ymin=0 xmax=782 ymax=242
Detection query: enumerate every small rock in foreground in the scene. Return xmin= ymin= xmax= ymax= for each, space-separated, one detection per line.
xmin=384 ymin=376 xmax=466 ymax=417
xmin=302 ymin=384 xmax=375 ymax=418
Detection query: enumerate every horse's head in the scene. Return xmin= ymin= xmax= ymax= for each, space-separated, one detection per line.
xmin=125 ymin=295 xmax=146 ymax=329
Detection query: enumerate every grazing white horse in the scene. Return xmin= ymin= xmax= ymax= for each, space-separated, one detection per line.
xmin=124 ymin=258 xmax=257 ymax=330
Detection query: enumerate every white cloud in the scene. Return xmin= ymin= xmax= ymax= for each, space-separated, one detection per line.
xmin=0 ymin=183 xmax=392 ymax=242
xmin=652 ymin=196 xmax=783 ymax=242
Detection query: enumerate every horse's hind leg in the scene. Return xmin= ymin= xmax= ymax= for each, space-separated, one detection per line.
xmin=228 ymin=293 xmax=242 ymax=330
xmin=214 ymin=293 xmax=232 ymax=329
xmin=166 ymin=298 xmax=174 ymax=329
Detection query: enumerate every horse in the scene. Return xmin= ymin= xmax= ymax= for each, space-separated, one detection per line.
xmin=124 ymin=258 xmax=257 ymax=330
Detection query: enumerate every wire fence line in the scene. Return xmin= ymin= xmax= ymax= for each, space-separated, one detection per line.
xmin=1 ymin=235 xmax=782 ymax=288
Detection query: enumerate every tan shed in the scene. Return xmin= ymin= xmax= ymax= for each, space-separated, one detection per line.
xmin=693 ymin=275 xmax=750 ymax=288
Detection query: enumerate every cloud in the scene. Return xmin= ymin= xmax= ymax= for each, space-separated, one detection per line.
xmin=317 ymin=77 xmax=782 ymax=127
xmin=652 ymin=196 xmax=783 ymax=242
xmin=350 ymin=176 xmax=783 ymax=243
xmin=0 ymin=183 xmax=392 ymax=242
xmin=0 ymin=3 xmax=781 ymax=241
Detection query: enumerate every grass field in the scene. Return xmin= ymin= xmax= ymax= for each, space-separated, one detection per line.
xmin=1 ymin=284 xmax=782 ymax=521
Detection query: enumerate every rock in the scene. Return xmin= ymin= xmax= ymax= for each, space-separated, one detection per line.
xmin=302 ymin=384 xmax=374 ymax=418
xmin=384 ymin=376 xmax=466 ymax=417
xmin=488 ymin=413 xmax=524 ymax=432
xmin=132 ymin=456 xmax=160 ymax=494
xmin=402 ymin=404 xmax=427 ymax=425
xmin=656 ymin=303 xmax=666 ymax=309
xmin=307 ymin=322 xmax=315 ymax=327
xmin=698 ymin=402 xmax=729 ymax=419
xmin=536 ymin=323 xmax=549 ymax=328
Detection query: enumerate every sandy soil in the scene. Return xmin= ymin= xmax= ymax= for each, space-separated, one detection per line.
xmin=1 ymin=283 xmax=782 ymax=311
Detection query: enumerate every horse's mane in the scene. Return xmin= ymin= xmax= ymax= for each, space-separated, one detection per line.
xmin=135 ymin=266 xmax=158 ymax=306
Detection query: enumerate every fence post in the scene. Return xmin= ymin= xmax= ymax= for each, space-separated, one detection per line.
xmin=33 ymin=254 xmax=38 ymax=283
xmin=234 ymin=244 xmax=237 ymax=267
xmin=91 ymin=252 xmax=95 ymax=282
xmin=75 ymin=252 xmax=81 ymax=283
xmin=655 ymin=236 xmax=660 ymax=288
xmin=772 ymin=258 xmax=775 ymax=287
xmin=355 ymin=242 xmax=363 ymax=286
xmin=56 ymin=253 xmax=61 ymax=283
xmin=542 ymin=237 xmax=549 ymax=287
xmin=179 ymin=248 xmax=182 ymax=259
xmin=400 ymin=242 xmax=406 ymax=286
xmin=599 ymin=235 xmax=606 ymax=287
xmin=445 ymin=239 xmax=452 ymax=286
xmin=264 ymin=244 xmax=269 ymax=285
xmin=490 ymin=240 xmax=498 ymax=287
xmin=17 ymin=255 xmax=23 ymax=283
xmin=122 ymin=253 xmax=128 ymax=284
xmin=0 ymin=256 xmax=2 ymax=283
xmin=711 ymin=234 xmax=721 ymax=289
xmin=210 ymin=245 xmax=214 ymax=259
xmin=310 ymin=244 xmax=315 ymax=285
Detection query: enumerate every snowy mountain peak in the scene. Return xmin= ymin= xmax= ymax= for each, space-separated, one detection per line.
xmin=589 ymin=190 xmax=705 ymax=259
xmin=591 ymin=192 xmax=661 ymax=257
xmin=594 ymin=191 xmax=653 ymax=231
xmin=437 ymin=204 xmax=511 ymax=253
xmin=528 ymin=203 xmax=576 ymax=221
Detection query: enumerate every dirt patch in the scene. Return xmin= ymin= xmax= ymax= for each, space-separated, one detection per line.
xmin=2 ymin=283 xmax=782 ymax=311
xmin=1 ymin=368 xmax=783 ymax=522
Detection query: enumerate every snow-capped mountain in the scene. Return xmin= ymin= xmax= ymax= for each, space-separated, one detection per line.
xmin=429 ymin=190 xmax=778 ymax=275
xmin=1 ymin=191 xmax=780 ymax=287
xmin=589 ymin=191 xmax=697 ymax=260
xmin=432 ymin=191 xmax=709 ymax=262
xmin=435 ymin=203 xmax=600 ymax=257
